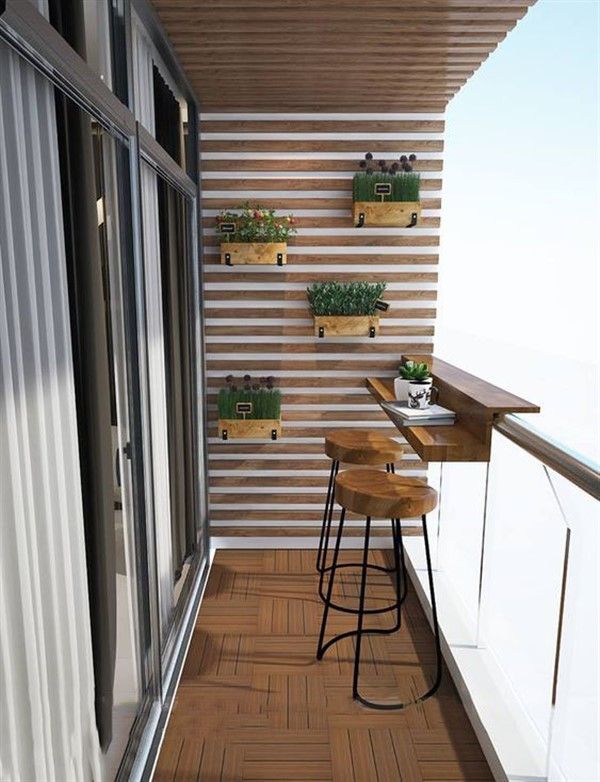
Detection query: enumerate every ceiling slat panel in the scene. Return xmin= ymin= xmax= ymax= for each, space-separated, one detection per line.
xmin=151 ymin=0 xmax=533 ymax=110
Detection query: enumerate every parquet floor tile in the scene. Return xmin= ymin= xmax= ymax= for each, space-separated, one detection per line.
xmin=155 ymin=550 xmax=492 ymax=781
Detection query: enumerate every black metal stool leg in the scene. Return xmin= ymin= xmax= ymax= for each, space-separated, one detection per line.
xmin=316 ymin=516 xmax=406 ymax=658
xmin=352 ymin=515 xmax=372 ymax=699
xmin=316 ymin=459 xmax=338 ymax=572
xmin=353 ymin=512 xmax=443 ymax=710
xmin=316 ymin=507 xmax=345 ymax=660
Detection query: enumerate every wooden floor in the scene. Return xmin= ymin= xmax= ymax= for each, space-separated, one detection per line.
xmin=154 ymin=550 xmax=492 ymax=781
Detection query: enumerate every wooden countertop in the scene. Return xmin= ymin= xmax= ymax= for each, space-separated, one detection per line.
xmin=367 ymin=355 xmax=540 ymax=463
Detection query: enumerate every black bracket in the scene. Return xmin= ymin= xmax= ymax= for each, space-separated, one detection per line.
xmin=224 ymin=252 xmax=232 ymax=266
xmin=318 ymin=326 xmax=325 ymax=338
xmin=369 ymin=326 xmax=376 ymax=338
xmin=271 ymin=429 xmax=278 ymax=440
xmin=356 ymin=212 xmax=365 ymax=228
xmin=221 ymin=429 xmax=228 ymax=441
xmin=407 ymin=212 xmax=418 ymax=228
xmin=276 ymin=253 xmax=284 ymax=266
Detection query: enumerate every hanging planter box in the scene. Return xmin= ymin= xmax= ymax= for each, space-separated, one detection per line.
xmin=353 ymin=201 xmax=421 ymax=228
xmin=313 ymin=315 xmax=380 ymax=338
xmin=220 ymin=242 xmax=287 ymax=266
xmin=218 ymin=418 xmax=282 ymax=441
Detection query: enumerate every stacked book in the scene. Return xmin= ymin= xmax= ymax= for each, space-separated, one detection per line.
xmin=381 ymin=402 xmax=456 ymax=427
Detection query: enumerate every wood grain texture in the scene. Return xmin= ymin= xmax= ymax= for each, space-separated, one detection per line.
xmin=367 ymin=357 xmax=540 ymax=462
xmin=335 ymin=469 xmax=438 ymax=518
xmin=218 ymin=418 xmax=283 ymax=440
xmin=353 ymin=200 xmax=422 ymax=228
xmin=312 ymin=315 xmax=379 ymax=338
xmin=200 ymin=115 xmax=439 ymax=540
xmin=150 ymin=1 xmax=534 ymax=111
xmin=324 ymin=429 xmax=404 ymax=466
xmin=154 ymin=550 xmax=492 ymax=780
xmin=220 ymin=241 xmax=287 ymax=265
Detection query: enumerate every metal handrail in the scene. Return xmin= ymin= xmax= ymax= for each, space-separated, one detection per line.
xmin=494 ymin=414 xmax=600 ymax=501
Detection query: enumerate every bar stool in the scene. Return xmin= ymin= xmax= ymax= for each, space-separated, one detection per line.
xmin=316 ymin=429 xmax=404 ymax=575
xmin=316 ymin=468 xmax=442 ymax=710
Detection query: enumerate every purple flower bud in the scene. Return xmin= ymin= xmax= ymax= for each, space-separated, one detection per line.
xmin=359 ymin=160 xmax=366 ymax=168
xmin=243 ymin=374 xmax=251 ymax=382
xmin=409 ymin=153 xmax=417 ymax=161
xmin=399 ymin=155 xmax=408 ymax=163
xmin=225 ymin=374 xmax=233 ymax=384
xmin=365 ymin=152 xmax=373 ymax=160
xmin=402 ymin=162 xmax=412 ymax=172
xmin=378 ymin=160 xmax=386 ymax=168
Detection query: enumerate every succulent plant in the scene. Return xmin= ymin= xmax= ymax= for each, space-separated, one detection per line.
xmin=398 ymin=360 xmax=430 ymax=381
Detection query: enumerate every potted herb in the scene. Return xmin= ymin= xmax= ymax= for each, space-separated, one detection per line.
xmin=353 ymin=152 xmax=421 ymax=227
xmin=217 ymin=374 xmax=282 ymax=440
xmin=307 ymin=281 xmax=387 ymax=337
xmin=394 ymin=360 xmax=431 ymax=402
xmin=216 ymin=202 xmax=297 ymax=266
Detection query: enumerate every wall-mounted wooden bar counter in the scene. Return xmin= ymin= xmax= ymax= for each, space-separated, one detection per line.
xmin=367 ymin=355 xmax=540 ymax=463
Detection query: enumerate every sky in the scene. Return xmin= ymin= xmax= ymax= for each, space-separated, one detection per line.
xmin=436 ymin=0 xmax=600 ymax=460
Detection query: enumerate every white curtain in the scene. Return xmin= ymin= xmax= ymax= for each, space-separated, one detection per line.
xmin=0 ymin=42 xmax=101 ymax=782
xmin=131 ymin=14 xmax=175 ymax=641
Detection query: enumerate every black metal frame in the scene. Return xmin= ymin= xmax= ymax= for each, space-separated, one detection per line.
xmin=316 ymin=499 xmax=442 ymax=710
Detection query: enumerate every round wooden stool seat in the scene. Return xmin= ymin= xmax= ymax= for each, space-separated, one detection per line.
xmin=335 ymin=469 xmax=437 ymax=519
xmin=324 ymin=429 xmax=404 ymax=465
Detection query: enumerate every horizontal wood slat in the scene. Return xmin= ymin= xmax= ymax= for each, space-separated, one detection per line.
xmin=199 ymin=114 xmax=440 ymax=541
xmin=203 ymin=197 xmax=442 ymax=210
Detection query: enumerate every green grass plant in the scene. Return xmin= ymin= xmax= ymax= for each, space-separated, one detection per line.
xmin=307 ymin=281 xmax=387 ymax=316
xmin=218 ymin=377 xmax=281 ymax=420
xmin=353 ymin=171 xmax=420 ymax=202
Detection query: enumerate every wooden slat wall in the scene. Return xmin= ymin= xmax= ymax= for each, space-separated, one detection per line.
xmin=200 ymin=114 xmax=441 ymax=543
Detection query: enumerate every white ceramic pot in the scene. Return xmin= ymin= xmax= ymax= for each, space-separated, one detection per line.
xmin=394 ymin=377 xmax=411 ymax=401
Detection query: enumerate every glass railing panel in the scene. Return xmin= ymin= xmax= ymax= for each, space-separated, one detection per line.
xmin=543 ymin=472 xmax=599 ymax=782
xmin=481 ymin=434 xmax=568 ymax=743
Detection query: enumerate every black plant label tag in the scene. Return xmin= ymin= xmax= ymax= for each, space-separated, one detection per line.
xmin=375 ymin=300 xmax=390 ymax=311
xmin=374 ymin=183 xmax=392 ymax=196
xmin=219 ymin=222 xmax=236 ymax=233
xmin=236 ymin=401 xmax=253 ymax=415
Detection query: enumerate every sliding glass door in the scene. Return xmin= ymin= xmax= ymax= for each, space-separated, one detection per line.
xmin=0 ymin=2 xmax=208 ymax=776
xmin=139 ymin=158 xmax=203 ymax=661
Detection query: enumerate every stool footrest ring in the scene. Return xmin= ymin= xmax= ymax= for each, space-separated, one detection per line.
xmin=318 ymin=562 xmax=406 ymax=614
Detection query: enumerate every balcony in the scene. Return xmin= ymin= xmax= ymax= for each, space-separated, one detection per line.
xmin=1 ymin=1 xmax=598 ymax=781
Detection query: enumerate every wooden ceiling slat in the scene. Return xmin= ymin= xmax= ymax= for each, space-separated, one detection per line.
xmin=152 ymin=0 xmax=532 ymax=111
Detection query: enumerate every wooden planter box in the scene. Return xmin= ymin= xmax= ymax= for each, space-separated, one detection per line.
xmin=313 ymin=315 xmax=380 ymax=338
xmin=220 ymin=242 xmax=287 ymax=266
xmin=218 ymin=418 xmax=282 ymax=440
xmin=353 ymin=201 xmax=420 ymax=228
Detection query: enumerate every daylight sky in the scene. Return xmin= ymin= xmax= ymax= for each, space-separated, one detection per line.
xmin=436 ymin=0 xmax=599 ymax=459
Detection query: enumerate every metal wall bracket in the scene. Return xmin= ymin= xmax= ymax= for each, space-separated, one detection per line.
xmin=276 ymin=253 xmax=283 ymax=266
xmin=271 ymin=429 xmax=278 ymax=440
xmin=221 ymin=429 xmax=228 ymax=440
xmin=407 ymin=212 xmax=418 ymax=228
xmin=318 ymin=326 xmax=325 ymax=338
xmin=369 ymin=326 xmax=376 ymax=338
xmin=224 ymin=252 xmax=232 ymax=266
xmin=356 ymin=212 xmax=365 ymax=228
